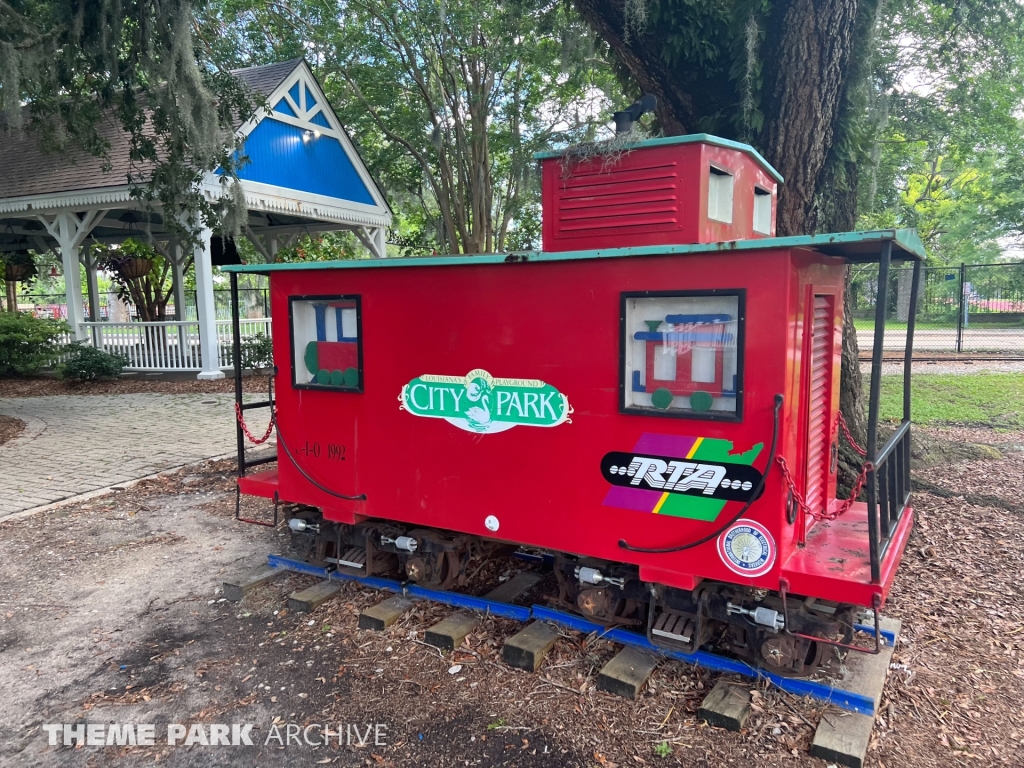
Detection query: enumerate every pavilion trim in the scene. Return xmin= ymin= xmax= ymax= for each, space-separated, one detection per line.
xmin=0 ymin=59 xmax=391 ymax=380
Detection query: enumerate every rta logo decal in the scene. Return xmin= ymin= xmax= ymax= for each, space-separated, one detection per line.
xmin=600 ymin=451 xmax=763 ymax=502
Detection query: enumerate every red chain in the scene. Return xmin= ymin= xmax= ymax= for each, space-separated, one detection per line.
xmin=834 ymin=411 xmax=866 ymax=457
xmin=234 ymin=402 xmax=276 ymax=445
xmin=778 ymin=411 xmax=872 ymax=522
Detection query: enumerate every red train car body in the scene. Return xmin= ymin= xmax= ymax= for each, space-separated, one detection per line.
xmin=229 ymin=135 xmax=924 ymax=676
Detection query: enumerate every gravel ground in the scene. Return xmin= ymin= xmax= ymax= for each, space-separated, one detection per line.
xmin=862 ymin=359 xmax=1024 ymax=376
xmin=0 ymin=432 xmax=1021 ymax=767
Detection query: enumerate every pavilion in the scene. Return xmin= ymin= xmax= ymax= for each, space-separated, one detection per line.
xmin=0 ymin=59 xmax=391 ymax=379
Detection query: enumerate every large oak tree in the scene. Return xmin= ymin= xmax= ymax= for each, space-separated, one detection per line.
xmin=574 ymin=0 xmax=883 ymax=475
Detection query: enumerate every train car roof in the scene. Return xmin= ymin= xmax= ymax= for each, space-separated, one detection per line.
xmin=533 ymin=133 xmax=785 ymax=184
xmin=222 ymin=228 xmax=926 ymax=274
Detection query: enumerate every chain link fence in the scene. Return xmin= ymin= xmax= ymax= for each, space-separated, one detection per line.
xmin=852 ymin=261 xmax=1024 ymax=356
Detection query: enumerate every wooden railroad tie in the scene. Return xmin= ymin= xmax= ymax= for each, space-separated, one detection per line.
xmin=596 ymin=645 xmax=660 ymax=699
xmin=359 ymin=595 xmax=416 ymax=631
xmin=287 ymin=580 xmax=342 ymax=614
xmin=502 ymin=621 xmax=561 ymax=672
xmin=223 ymin=565 xmax=284 ymax=602
xmin=810 ymin=617 xmax=902 ymax=768
xmin=424 ymin=571 xmax=543 ymax=652
xmin=698 ymin=681 xmax=752 ymax=731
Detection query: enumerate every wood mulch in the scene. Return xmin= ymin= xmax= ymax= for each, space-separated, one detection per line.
xmin=0 ymin=414 xmax=25 ymax=445
xmin=0 ymin=375 xmax=270 ymax=398
xmin=0 ymin=428 xmax=1020 ymax=766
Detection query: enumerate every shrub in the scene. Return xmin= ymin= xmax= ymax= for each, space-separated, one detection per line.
xmin=0 ymin=313 xmax=69 ymax=376
xmin=58 ymin=344 xmax=128 ymax=382
xmin=240 ymin=333 xmax=274 ymax=372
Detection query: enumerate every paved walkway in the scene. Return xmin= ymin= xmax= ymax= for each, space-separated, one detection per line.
xmin=0 ymin=393 xmax=267 ymax=519
xmin=858 ymin=327 xmax=1024 ymax=353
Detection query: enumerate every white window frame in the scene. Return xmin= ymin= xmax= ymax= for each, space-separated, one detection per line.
xmin=753 ymin=187 xmax=773 ymax=234
xmin=708 ymin=166 xmax=734 ymax=224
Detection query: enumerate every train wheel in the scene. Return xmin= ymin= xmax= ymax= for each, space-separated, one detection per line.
xmin=758 ymin=633 xmax=827 ymax=677
xmin=404 ymin=549 xmax=461 ymax=590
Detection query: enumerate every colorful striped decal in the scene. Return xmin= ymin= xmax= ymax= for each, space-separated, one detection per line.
xmin=652 ymin=436 xmax=704 ymax=514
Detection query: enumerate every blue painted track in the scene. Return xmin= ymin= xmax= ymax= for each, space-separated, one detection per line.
xmin=266 ymin=553 xmax=891 ymax=715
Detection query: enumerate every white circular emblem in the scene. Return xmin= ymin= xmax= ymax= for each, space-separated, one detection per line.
xmin=484 ymin=515 xmax=500 ymax=532
xmin=718 ymin=519 xmax=775 ymax=578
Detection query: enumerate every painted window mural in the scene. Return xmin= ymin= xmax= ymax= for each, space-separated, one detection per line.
xmin=622 ymin=292 xmax=742 ymax=418
xmin=290 ymin=296 xmax=362 ymax=391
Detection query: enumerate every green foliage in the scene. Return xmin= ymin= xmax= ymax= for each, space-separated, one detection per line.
xmin=205 ymin=0 xmax=618 ymax=253
xmin=1 ymin=251 xmax=38 ymax=284
xmin=653 ymin=741 xmax=672 ymax=758
xmin=859 ymin=0 xmax=1024 ymax=265
xmin=275 ymin=231 xmax=363 ymax=262
xmin=1 ymin=1 xmax=262 ymax=242
xmin=58 ymin=344 xmax=128 ymax=382
xmin=93 ymin=237 xmax=181 ymax=322
xmin=240 ymin=333 xmax=273 ymax=372
xmin=0 ymin=312 xmax=69 ymax=376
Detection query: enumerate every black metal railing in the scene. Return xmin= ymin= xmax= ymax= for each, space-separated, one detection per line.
xmin=865 ymin=420 xmax=912 ymax=581
xmin=231 ymin=273 xmax=277 ymax=477
xmin=864 ymin=247 xmax=920 ymax=583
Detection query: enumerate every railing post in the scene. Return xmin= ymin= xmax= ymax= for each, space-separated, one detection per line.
xmin=231 ymin=273 xmax=246 ymax=477
xmin=956 ymin=262 xmax=966 ymax=353
xmin=865 ymin=241 xmax=892 ymax=584
xmin=903 ymin=259 xmax=921 ymax=422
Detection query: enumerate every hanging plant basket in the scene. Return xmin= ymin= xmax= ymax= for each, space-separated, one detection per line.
xmin=4 ymin=262 xmax=31 ymax=282
xmin=115 ymin=257 xmax=154 ymax=279
xmin=3 ymin=255 xmax=36 ymax=283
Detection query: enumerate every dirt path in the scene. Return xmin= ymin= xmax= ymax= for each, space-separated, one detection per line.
xmin=0 ymin=431 xmax=1021 ymax=767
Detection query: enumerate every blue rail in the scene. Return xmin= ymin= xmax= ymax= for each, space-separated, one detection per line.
xmin=265 ymin=554 xmax=889 ymax=715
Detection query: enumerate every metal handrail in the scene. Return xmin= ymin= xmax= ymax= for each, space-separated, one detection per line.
xmin=874 ymin=419 xmax=911 ymax=466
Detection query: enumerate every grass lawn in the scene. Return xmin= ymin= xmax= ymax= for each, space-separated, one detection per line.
xmin=879 ymin=372 xmax=1024 ymax=428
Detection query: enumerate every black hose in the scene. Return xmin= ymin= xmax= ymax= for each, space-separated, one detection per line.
xmin=275 ymin=426 xmax=367 ymax=502
xmin=618 ymin=393 xmax=784 ymax=554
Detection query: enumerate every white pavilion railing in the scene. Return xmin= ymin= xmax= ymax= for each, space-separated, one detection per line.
xmin=76 ymin=318 xmax=271 ymax=371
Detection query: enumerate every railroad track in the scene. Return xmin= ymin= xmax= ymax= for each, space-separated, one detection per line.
xmin=226 ymin=553 xmax=896 ymax=719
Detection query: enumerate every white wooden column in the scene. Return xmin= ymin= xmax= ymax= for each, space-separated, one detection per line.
xmin=193 ymin=228 xmax=224 ymax=380
xmin=374 ymin=226 xmax=387 ymax=258
xmin=39 ymin=210 xmax=105 ymax=341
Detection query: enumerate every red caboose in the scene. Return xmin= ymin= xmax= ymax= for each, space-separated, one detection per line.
xmin=228 ymin=134 xmax=923 ymax=677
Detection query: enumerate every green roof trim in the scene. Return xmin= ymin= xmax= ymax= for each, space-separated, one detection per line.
xmin=533 ymin=133 xmax=785 ymax=184
xmin=223 ymin=229 xmax=926 ymax=275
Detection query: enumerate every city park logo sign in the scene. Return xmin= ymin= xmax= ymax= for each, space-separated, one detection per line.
xmin=399 ymin=369 xmax=572 ymax=434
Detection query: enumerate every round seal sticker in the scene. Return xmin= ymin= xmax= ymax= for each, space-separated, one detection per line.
xmin=717 ymin=519 xmax=776 ymax=578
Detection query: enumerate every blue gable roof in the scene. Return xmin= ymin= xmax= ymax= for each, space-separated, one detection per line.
xmin=235 ymin=118 xmax=375 ymax=205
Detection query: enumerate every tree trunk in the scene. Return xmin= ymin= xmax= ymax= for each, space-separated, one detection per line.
xmin=572 ymin=0 xmax=880 ymax=488
xmin=571 ymin=0 xmax=694 ymax=134
xmin=818 ymin=157 xmax=868 ymax=458
xmin=5 ymin=279 xmax=16 ymax=313
xmin=758 ymin=0 xmax=859 ymax=237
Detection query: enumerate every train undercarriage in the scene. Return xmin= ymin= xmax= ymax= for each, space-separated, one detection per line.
xmin=285 ymin=508 xmax=864 ymax=678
